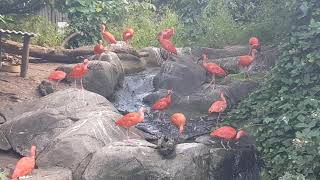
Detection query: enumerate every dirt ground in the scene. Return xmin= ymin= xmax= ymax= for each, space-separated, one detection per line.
xmin=0 ymin=62 xmax=69 ymax=172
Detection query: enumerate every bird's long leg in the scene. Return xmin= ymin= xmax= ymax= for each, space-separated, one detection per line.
xmin=220 ymin=140 xmax=227 ymax=149
xmin=74 ymin=80 xmax=77 ymax=89
xmin=80 ymin=78 xmax=84 ymax=102
xmin=227 ymin=141 xmax=231 ymax=150
xmin=206 ymin=74 xmax=216 ymax=90
xmin=216 ymin=112 xmax=221 ymax=127
xmin=126 ymin=128 xmax=129 ymax=141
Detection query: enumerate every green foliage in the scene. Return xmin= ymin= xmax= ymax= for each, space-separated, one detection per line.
xmin=111 ymin=8 xmax=184 ymax=49
xmin=2 ymin=16 xmax=64 ymax=47
xmin=226 ymin=0 xmax=320 ymax=179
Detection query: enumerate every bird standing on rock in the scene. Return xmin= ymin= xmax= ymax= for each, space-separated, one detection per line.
xmin=171 ymin=113 xmax=186 ymax=135
xmin=208 ymin=92 xmax=227 ymax=126
xmin=210 ymin=126 xmax=247 ymax=150
xmin=11 ymin=145 xmax=36 ymax=180
xmin=152 ymin=89 xmax=173 ymax=121
xmin=69 ymin=59 xmax=90 ymax=90
xmin=238 ymin=49 xmax=258 ymax=78
xmin=122 ymin=28 xmax=134 ymax=44
xmin=200 ymin=54 xmax=226 ymax=89
xmin=249 ymin=36 xmax=260 ymax=53
xmin=94 ymin=40 xmax=106 ymax=54
xmin=115 ymin=107 xmax=148 ymax=140
xmin=100 ymin=24 xmax=117 ymax=44
xmin=157 ymin=28 xmax=175 ymax=40
xmin=157 ymin=28 xmax=177 ymax=60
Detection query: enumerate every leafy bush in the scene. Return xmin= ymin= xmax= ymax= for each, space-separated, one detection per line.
xmin=1 ymin=15 xmax=64 ymax=47
xmin=226 ymin=0 xmax=320 ymax=179
xmin=111 ymin=8 xmax=184 ymax=49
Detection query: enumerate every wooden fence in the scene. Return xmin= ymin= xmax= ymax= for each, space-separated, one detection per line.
xmin=36 ymin=5 xmax=68 ymax=25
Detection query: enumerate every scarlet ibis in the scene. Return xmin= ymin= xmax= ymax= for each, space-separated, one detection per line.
xmin=210 ymin=126 xmax=247 ymax=149
xmin=100 ymin=24 xmax=117 ymax=44
xmin=115 ymin=107 xmax=148 ymax=139
xmin=151 ymin=89 xmax=173 ymax=121
xmin=249 ymin=37 xmax=260 ymax=54
xmin=11 ymin=145 xmax=36 ymax=180
xmin=122 ymin=28 xmax=134 ymax=44
xmin=157 ymin=28 xmax=175 ymax=40
xmin=238 ymin=49 xmax=258 ymax=78
xmin=94 ymin=40 xmax=106 ymax=54
xmin=208 ymin=92 xmax=227 ymax=126
xmin=171 ymin=113 xmax=186 ymax=135
xmin=201 ymin=54 xmax=226 ymax=89
xmin=70 ymin=59 xmax=89 ymax=91
xmin=158 ymin=38 xmax=177 ymax=55
xmin=48 ymin=70 xmax=66 ymax=88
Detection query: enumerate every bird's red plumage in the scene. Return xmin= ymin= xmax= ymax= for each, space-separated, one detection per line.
xmin=249 ymin=37 xmax=259 ymax=46
xmin=12 ymin=146 xmax=36 ymax=180
xmin=69 ymin=61 xmax=89 ymax=78
xmin=123 ymin=28 xmax=134 ymax=42
xmin=203 ymin=63 xmax=226 ymax=77
xmin=115 ymin=112 xmax=142 ymax=128
xmin=210 ymin=126 xmax=237 ymax=140
xmin=171 ymin=113 xmax=186 ymax=134
xmin=48 ymin=70 xmax=66 ymax=81
xmin=11 ymin=157 xmax=35 ymax=180
xmin=209 ymin=92 xmax=227 ymax=113
xmin=152 ymin=93 xmax=172 ymax=111
xmin=159 ymin=38 xmax=177 ymax=54
xmin=102 ymin=31 xmax=117 ymax=44
xmin=160 ymin=28 xmax=175 ymax=40
xmin=238 ymin=55 xmax=254 ymax=67
xmin=94 ymin=43 xmax=105 ymax=54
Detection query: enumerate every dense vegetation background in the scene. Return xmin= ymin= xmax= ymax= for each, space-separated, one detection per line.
xmin=1 ymin=0 xmax=319 ymax=179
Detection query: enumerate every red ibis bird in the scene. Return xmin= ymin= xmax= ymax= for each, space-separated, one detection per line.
xmin=122 ymin=28 xmax=134 ymax=44
xmin=48 ymin=70 xmax=66 ymax=88
xmin=152 ymin=89 xmax=173 ymax=121
xmin=208 ymin=92 xmax=227 ymax=126
xmin=158 ymin=38 xmax=177 ymax=55
xmin=210 ymin=126 xmax=247 ymax=149
xmin=115 ymin=107 xmax=147 ymax=139
xmin=238 ymin=49 xmax=258 ymax=78
xmin=69 ymin=59 xmax=90 ymax=90
xmin=94 ymin=40 xmax=106 ymax=54
xmin=171 ymin=113 xmax=186 ymax=135
xmin=11 ymin=145 xmax=36 ymax=180
xmin=157 ymin=28 xmax=175 ymax=40
xmin=100 ymin=24 xmax=117 ymax=44
xmin=201 ymin=54 xmax=226 ymax=89
xmin=249 ymin=37 xmax=260 ymax=54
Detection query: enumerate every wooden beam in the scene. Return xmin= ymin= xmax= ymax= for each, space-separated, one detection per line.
xmin=20 ymin=36 xmax=31 ymax=77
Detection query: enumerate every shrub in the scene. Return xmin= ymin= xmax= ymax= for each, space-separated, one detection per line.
xmin=226 ymin=0 xmax=320 ymax=179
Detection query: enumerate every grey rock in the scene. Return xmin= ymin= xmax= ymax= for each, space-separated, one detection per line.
xmin=117 ymin=53 xmax=146 ymax=74
xmin=153 ymin=55 xmax=206 ymax=96
xmin=24 ymin=168 xmax=72 ymax=180
xmin=37 ymin=80 xmax=54 ymax=97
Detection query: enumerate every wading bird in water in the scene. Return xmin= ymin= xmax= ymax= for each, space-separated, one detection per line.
xmin=94 ymin=40 xmax=106 ymax=54
xmin=48 ymin=70 xmax=66 ymax=88
xmin=70 ymin=59 xmax=90 ymax=91
xmin=152 ymin=89 xmax=173 ymax=121
xmin=238 ymin=49 xmax=258 ymax=78
xmin=11 ymin=145 xmax=36 ymax=180
xmin=200 ymin=54 xmax=226 ymax=89
xmin=208 ymin=92 xmax=227 ymax=126
xmin=115 ymin=107 xmax=148 ymax=140
xmin=171 ymin=113 xmax=186 ymax=135
xmin=210 ymin=126 xmax=247 ymax=149
xmin=100 ymin=24 xmax=117 ymax=44
xmin=122 ymin=28 xmax=134 ymax=44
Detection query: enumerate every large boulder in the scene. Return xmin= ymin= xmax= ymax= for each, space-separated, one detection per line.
xmin=83 ymin=139 xmax=262 ymax=180
xmin=0 ymin=89 xmax=143 ymax=179
xmin=57 ymin=52 xmax=125 ymax=98
xmin=116 ymin=53 xmax=146 ymax=74
xmin=26 ymin=168 xmax=72 ymax=180
xmin=153 ymin=55 xmax=206 ymax=96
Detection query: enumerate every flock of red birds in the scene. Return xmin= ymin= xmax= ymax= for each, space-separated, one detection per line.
xmin=14 ymin=26 xmax=260 ymax=179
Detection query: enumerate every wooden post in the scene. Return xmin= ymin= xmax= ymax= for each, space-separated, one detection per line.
xmin=20 ymin=35 xmax=31 ymax=77
xmin=0 ymin=33 xmax=2 ymax=65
